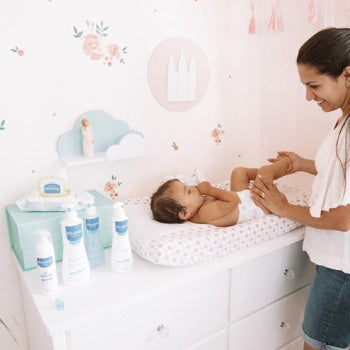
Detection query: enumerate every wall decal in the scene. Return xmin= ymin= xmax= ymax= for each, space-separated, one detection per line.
xmin=57 ymin=109 xmax=147 ymax=166
xmin=10 ymin=47 xmax=24 ymax=56
xmin=211 ymin=123 xmax=225 ymax=145
xmin=171 ymin=141 xmax=179 ymax=151
xmin=104 ymin=175 xmax=122 ymax=201
xmin=73 ymin=20 xmax=127 ymax=67
xmin=148 ymin=37 xmax=209 ymax=112
xmin=0 ymin=120 xmax=5 ymax=131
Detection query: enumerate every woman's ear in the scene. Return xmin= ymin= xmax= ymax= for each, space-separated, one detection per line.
xmin=343 ymin=66 xmax=350 ymax=79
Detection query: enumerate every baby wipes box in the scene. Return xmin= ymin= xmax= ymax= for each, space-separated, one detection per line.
xmin=6 ymin=190 xmax=113 ymax=270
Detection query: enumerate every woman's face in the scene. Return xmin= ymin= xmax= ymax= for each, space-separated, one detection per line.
xmin=298 ymin=63 xmax=349 ymax=113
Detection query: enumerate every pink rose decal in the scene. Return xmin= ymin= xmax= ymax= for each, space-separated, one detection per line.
xmin=73 ymin=20 xmax=127 ymax=67
xmin=211 ymin=123 xmax=225 ymax=145
xmin=83 ymin=34 xmax=104 ymax=60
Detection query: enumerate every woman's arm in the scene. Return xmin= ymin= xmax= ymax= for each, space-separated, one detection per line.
xmin=251 ymin=177 xmax=350 ymax=232
xmin=269 ymin=151 xmax=317 ymax=175
xmin=256 ymin=156 xmax=292 ymax=184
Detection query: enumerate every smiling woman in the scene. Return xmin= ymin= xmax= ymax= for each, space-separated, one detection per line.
xmin=251 ymin=27 xmax=350 ymax=350
xmin=298 ymin=64 xmax=350 ymax=114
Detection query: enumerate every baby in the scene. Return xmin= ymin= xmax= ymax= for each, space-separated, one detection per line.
xmin=150 ymin=157 xmax=291 ymax=227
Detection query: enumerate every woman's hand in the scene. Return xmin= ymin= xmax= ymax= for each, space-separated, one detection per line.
xmin=250 ymin=175 xmax=290 ymax=217
xmin=267 ymin=151 xmax=302 ymax=175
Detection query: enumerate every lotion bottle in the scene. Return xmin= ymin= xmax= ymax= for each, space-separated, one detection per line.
xmin=84 ymin=200 xmax=105 ymax=268
xmin=61 ymin=205 xmax=90 ymax=285
xmin=110 ymin=201 xmax=133 ymax=272
xmin=35 ymin=229 xmax=58 ymax=294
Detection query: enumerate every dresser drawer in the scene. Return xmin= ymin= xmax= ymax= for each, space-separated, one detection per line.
xmin=68 ymin=271 xmax=229 ymax=350
xmin=229 ymin=286 xmax=308 ymax=350
xmin=186 ymin=328 xmax=228 ymax=350
xmin=279 ymin=337 xmax=303 ymax=350
xmin=230 ymin=240 xmax=314 ymax=320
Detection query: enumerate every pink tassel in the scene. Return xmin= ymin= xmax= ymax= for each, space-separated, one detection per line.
xmin=248 ymin=15 xmax=256 ymax=34
xmin=248 ymin=0 xmax=256 ymax=34
xmin=268 ymin=6 xmax=277 ymax=31
xmin=308 ymin=0 xmax=317 ymax=22
xmin=268 ymin=0 xmax=284 ymax=32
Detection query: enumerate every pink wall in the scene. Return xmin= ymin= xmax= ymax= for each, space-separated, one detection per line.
xmin=1 ymin=1 xmax=349 ymax=348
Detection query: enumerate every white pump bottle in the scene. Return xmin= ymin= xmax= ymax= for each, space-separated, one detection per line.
xmin=61 ymin=205 xmax=90 ymax=285
xmin=110 ymin=201 xmax=133 ymax=272
xmin=35 ymin=228 xmax=58 ymax=294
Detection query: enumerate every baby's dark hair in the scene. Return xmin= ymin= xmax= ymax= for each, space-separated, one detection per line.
xmin=150 ymin=179 xmax=185 ymax=224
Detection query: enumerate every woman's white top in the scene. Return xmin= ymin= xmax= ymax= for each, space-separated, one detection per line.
xmin=303 ymin=119 xmax=350 ymax=273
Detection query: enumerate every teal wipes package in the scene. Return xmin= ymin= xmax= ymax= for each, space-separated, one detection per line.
xmin=16 ymin=190 xmax=94 ymax=212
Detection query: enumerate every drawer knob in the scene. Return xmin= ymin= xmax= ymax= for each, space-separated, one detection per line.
xmin=279 ymin=321 xmax=291 ymax=329
xmin=283 ymin=269 xmax=295 ymax=280
xmin=156 ymin=324 xmax=170 ymax=338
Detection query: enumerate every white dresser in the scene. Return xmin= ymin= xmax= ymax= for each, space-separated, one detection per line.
xmin=17 ymin=226 xmax=314 ymax=350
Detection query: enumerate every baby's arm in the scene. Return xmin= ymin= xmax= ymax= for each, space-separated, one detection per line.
xmin=198 ymin=181 xmax=237 ymax=202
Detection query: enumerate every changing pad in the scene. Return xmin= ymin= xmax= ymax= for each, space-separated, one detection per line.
xmin=125 ymin=182 xmax=310 ymax=267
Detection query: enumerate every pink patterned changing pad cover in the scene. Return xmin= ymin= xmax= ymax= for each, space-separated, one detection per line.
xmin=124 ymin=182 xmax=310 ymax=267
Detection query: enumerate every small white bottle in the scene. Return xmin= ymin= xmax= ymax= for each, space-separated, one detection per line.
xmin=35 ymin=229 xmax=58 ymax=294
xmin=84 ymin=200 xmax=105 ymax=268
xmin=110 ymin=201 xmax=133 ymax=272
xmin=61 ymin=205 xmax=90 ymax=285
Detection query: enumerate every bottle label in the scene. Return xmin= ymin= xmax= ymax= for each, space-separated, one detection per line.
xmin=86 ymin=217 xmax=99 ymax=232
xmin=37 ymin=256 xmax=53 ymax=268
xmin=66 ymin=223 xmax=83 ymax=244
xmin=43 ymin=183 xmax=61 ymax=194
xmin=115 ymin=219 xmax=128 ymax=235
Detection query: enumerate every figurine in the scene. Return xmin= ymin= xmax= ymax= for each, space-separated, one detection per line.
xmin=81 ymin=118 xmax=95 ymax=158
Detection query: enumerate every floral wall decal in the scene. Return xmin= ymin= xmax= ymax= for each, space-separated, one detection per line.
xmin=0 ymin=120 xmax=6 ymax=131
xmin=211 ymin=123 xmax=225 ymax=145
xmin=171 ymin=141 xmax=179 ymax=151
xmin=104 ymin=174 xmax=122 ymax=200
xmin=73 ymin=20 xmax=127 ymax=67
xmin=10 ymin=47 xmax=24 ymax=56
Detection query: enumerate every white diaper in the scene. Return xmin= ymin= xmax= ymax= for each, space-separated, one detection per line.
xmin=237 ymin=190 xmax=266 ymax=224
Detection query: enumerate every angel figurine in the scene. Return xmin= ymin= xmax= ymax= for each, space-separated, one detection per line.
xmin=81 ymin=118 xmax=95 ymax=158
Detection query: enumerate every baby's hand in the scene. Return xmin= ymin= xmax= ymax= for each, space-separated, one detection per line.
xmin=197 ymin=181 xmax=212 ymax=195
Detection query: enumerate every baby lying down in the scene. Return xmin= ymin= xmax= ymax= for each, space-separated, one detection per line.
xmin=150 ymin=157 xmax=291 ymax=227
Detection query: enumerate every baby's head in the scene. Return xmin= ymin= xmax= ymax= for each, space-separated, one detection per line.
xmin=150 ymin=179 xmax=204 ymax=224
xmin=150 ymin=179 xmax=185 ymax=223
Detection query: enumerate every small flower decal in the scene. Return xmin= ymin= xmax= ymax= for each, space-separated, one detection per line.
xmin=73 ymin=20 xmax=127 ymax=67
xmin=171 ymin=141 xmax=179 ymax=151
xmin=0 ymin=120 xmax=5 ymax=131
xmin=11 ymin=47 xmax=24 ymax=56
xmin=104 ymin=175 xmax=122 ymax=201
xmin=211 ymin=123 xmax=225 ymax=145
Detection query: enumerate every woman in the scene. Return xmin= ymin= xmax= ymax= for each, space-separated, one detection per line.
xmin=252 ymin=28 xmax=350 ymax=350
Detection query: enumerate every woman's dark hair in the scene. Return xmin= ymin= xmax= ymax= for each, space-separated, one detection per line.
xmin=150 ymin=179 xmax=185 ymax=224
xmin=297 ymin=27 xmax=350 ymax=77
xmin=297 ymin=28 xmax=350 ymax=190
